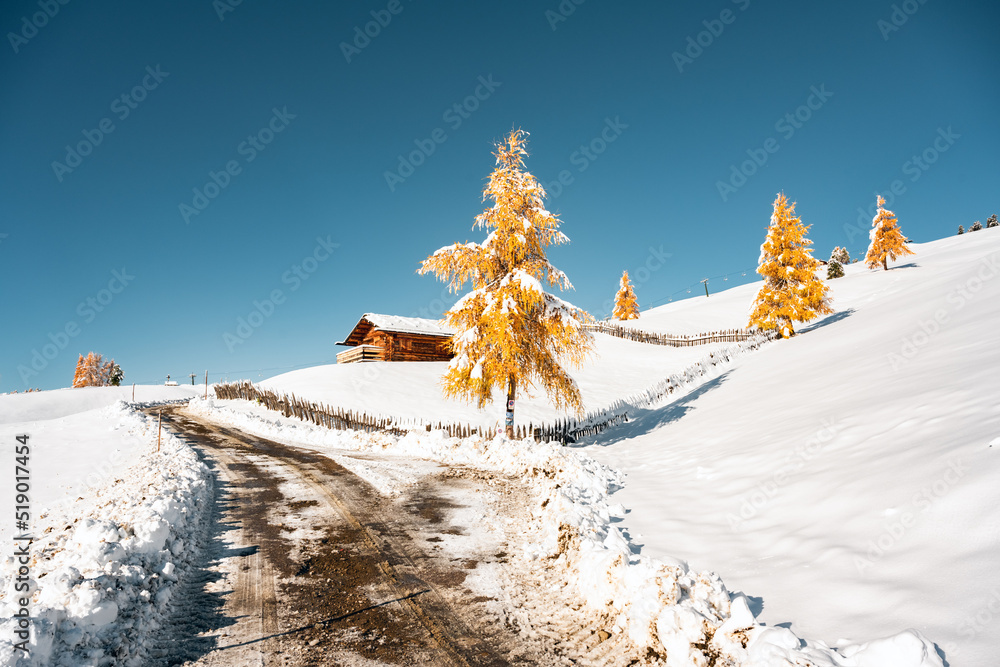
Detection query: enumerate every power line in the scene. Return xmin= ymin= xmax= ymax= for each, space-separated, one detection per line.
xmin=647 ymin=265 xmax=759 ymax=308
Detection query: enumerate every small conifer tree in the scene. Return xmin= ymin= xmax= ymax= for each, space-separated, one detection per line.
xmin=419 ymin=129 xmax=593 ymax=436
xmin=72 ymin=354 xmax=88 ymax=388
xmin=827 ymin=258 xmax=844 ymax=279
xmin=830 ymin=246 xmax=850 ymax=265
xmin=107 ymin=362 xmax=124 ymax=386
xmin=865 ymin=196 xmax=914 ymax=271
xmin=988 ymin=214 xmax=998 ymax=229
xmin=748 ymin=193 xmax=833 ymax=337
xmin=612 ymin=270 xmax=640 ymax=320
xmin=970 ymin=220 xmax=983 ymax=232
xmin=958 ymin=225 xmax=965 ymax=235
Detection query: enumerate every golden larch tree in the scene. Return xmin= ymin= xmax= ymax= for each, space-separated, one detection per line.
xmin=865 ymin=196 xmax=914 ymax=270
xmin=72 ymin=352 xmax=118 ymax=387
xmin=748 ymin=193 xmax=833 ymax=337
xmin=72 ymin=354 xmax=88 ymax=387
xmin=612 ymin=270 xmax=640 ymax=320
xmin=419 ymin=129 xmax=593 ymax=437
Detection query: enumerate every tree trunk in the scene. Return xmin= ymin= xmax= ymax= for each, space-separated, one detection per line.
xmin=505 ymin=376 xmax=516 ymax=438
xmin=883 ymin=256 xmax=888 ymax=271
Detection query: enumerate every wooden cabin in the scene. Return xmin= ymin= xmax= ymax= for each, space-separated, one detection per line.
xmin=336 ymin=313 xmax=455 ymax=363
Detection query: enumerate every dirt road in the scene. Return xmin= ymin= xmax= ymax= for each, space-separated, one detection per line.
xmin=145 ymin=405 xmax=537 ymax=666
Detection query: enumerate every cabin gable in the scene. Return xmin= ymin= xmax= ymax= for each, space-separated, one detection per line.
xmin=337 ymin=314 xmax=454 ymax=363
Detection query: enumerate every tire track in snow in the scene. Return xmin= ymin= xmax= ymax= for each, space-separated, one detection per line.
xmin=153 ymin=406 xmax=515 ymax=665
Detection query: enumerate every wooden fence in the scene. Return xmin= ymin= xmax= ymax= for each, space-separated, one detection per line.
xmin=212 ymin=381 xmax=542 ymax=440
xmin=584 ymin=322 xmax=756 ymax=347
xmin=213 ymin=381 xmax=410 ymax=436
xmin=212 ymin=332 xmax=776 ymax=445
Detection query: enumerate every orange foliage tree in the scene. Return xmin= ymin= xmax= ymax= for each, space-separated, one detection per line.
xmin=865 ymin=196 xmax=914 ymax=270
xmin=748 ymin=193 xmax=833 ymax=337
xmin=73 ymin=352 xmax=121 ymax=387
xmin=612 ymin=270 xmax=640 ymax=320
xmin=418 ymin=129 xmax=593 ymax=436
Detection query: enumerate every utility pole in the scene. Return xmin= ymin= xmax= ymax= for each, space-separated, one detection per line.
xmin=189 ymin=373 xmax=196 ymax=385
xmin=702 ymin=279 xmax=710 ymax=297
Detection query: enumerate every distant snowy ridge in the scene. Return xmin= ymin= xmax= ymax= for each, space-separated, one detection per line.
xmin=0 ymin=401 xmax=212 ymax=666
xmin=190 ymin=397 xmax=941 ymax=666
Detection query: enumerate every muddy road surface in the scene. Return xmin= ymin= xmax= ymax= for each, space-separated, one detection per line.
xmin=144 ymin=405 xmax=544 ymax=666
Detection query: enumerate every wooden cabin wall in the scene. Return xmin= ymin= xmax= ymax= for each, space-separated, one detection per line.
xmin=359 ymin=330 xmax=453 ymax=362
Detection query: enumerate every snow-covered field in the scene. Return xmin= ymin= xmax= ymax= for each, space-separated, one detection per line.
xmin=260 ymin=332 xmax=740 ymax=429
xmin=3 ymin=231 xmax=996 ymax=666
xmin=0 ymin=386 xmax=202 ymax=547
xmin=0 ymin=390 xmax=211 ymax=666
xmin=196 ymin=232 xmax=999 ymax=664
xmin=582 ymin=230 xmax=1000 ymax=665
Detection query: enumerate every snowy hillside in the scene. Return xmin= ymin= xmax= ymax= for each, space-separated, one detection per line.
xmin=623 ymin=280 xmax=763 ymax=335
xmin=0 ymin=385 xmax=202 ymax=546
xmin=583 ymin=229 xmax=1000 ymax=665
xmin=261 ymin=334 xmax=744 ymax=429
xmin=219 ymin=230 xmax=999 ymax=664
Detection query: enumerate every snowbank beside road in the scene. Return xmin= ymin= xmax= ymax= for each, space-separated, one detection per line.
xmin=189 ymin=394 xmax=942 ymax=666
xmin=0 ymin=402 xmax=211 ymax=666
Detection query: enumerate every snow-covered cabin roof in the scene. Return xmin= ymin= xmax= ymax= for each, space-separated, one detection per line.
xmin=336 ymin=313 xmax=455 ymax=346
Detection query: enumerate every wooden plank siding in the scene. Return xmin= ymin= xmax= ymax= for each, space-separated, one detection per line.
xmin=370 ymin=330 xmax=453 ymax=362
xmin=335 ymin=345 xmax=382 ymax=364
xmin=337 ymin=314 xmax=455 ymax=363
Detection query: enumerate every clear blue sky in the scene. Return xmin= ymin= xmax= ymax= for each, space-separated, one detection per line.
xmin=2 ymin=0 xmax=998 ymax=391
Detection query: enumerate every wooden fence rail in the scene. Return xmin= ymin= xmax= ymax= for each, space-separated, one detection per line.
xmin=212 ymin=332 xmax=776 ymax=445
xmin=583 ymin=322 xmax=756 ymax=347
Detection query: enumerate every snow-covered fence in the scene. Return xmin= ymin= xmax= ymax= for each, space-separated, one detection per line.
xmin=534 ymin=332 xmax=777 ymax=443
xmin=212 ymin=381 xmax=550 ymax=440
xmin=213 ymin=331 xmax=777 ymax=445
xmin=585 ymin=322 xmax=756 ymax=347
xmin=213 ymin=381 xmax=411 ymax=436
